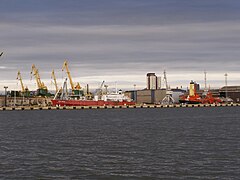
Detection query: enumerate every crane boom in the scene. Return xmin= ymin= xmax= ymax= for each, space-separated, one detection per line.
xmin=62 ymin=60 xmax=75 ymax=90
xmin=31 ymin=64 xmax=47 ymax=89
xmin=99 ymin=80 xmax=105 ymax=90
xmin=96 ymin=80 xmax=105 ymax=96
xmin=51 ymin=69 xmax=58 ymax=92
xmin=16 ymin=70 xmax=25 ymax=92
xmin=62 ymin=60 xmax=81 ymax=90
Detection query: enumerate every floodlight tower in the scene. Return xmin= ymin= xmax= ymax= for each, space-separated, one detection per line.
xmin=225 ymin=73 xmax=228 ymax=98
xmin=204 ymin=70 xmax=207 ymax=90
xmin=202 ymin=70 xmax=208 ymax=97
xmin=4 ymin=86 xmax=8 ymax=107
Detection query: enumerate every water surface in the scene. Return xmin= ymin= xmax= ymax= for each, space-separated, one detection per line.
xmin=0 ymin=107 xmax=239 ymax=179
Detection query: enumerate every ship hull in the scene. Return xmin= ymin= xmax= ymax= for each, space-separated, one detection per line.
xmin=179 ymin=100 xmax=201 ymax=104
xmin=51 ymin=99 xmax=135 ymax=107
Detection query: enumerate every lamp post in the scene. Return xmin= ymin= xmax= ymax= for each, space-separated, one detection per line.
xmin=4 ymin=86 xmax=8 ymax=107
xmin=133 ymin=84 xmax=137 ymax=102
xmin=224 ymin=73 xmax=228 ymax=100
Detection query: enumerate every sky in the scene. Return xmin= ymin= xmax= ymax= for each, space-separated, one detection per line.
xmin=1 ymin=0 xmax=240 ymax=91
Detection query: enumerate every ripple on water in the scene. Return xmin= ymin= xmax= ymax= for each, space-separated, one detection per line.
xmin=0 ymin=107 xmax=240 ymax=179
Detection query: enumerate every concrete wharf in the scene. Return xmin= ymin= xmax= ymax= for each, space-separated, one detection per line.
xmin=0 ymin=103 xmax=239 ymax=111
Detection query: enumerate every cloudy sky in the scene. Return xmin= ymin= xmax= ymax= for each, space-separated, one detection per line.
xmin=1 ymin=0 xmax=240 ymax=91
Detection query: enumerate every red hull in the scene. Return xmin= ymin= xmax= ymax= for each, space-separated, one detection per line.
xmin=51 ymin=99 xmax=135 ymax=106
xmin=179 ymin=92 xmax=223 ymax=104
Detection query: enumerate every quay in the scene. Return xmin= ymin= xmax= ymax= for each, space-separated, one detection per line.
xmin=0 ymin=103 xmax=239 ymax=111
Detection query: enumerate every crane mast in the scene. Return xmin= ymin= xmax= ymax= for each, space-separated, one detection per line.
xmin=161 ymin=70 xmax=175 ymax=105
xmin=163 ymin=70 xmax=169 ymax=90
xmin=16 ymin=70 xmax=25 ymax=92
xmin=31 ymin=64 xmax=47 ymax=90
xmin=62 ymin=60 xmax=81 ymax=90
xmin=51 ymin=69 xmax=58 ymax=92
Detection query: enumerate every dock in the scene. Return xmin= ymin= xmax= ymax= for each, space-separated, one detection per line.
xmin=0 ymin=103 xmax=239 ymax=111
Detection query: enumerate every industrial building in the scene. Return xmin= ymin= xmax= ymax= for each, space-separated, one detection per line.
xmin=124 ymin=73 xmax=186 ymax=104
xmin=146 ymin=73 xmax=161 ymax=90
xmin=219 ymin=86 xmax=240 ymax=103
xmin=125 ymin=88 xmax=185 ymax=104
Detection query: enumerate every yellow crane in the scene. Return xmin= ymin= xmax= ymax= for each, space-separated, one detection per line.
xmin=16 ymin=70 xmax=27 ymax=92
xmin=31 ymin=64 xmax=47 ymax=90
xmin=62 ymin=60 xmax=81 ymax=90
xmin=51 ymin=69 xmax=58 ymax=92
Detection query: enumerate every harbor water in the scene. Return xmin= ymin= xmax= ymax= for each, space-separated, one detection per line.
xmin=0 ymin=107 xmax=239 ymax=179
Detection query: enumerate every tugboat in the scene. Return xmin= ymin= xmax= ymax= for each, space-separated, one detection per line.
xmin=179 ymin=81 xmax=202 ymax=104
xmin=179 ymin=81 xmax=222 ymax=104
xmin=201 ymin=90 xmax=222 ymax=104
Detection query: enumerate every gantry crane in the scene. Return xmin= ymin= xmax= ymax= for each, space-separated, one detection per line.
xmin=51 ymin=69 xmax=58 ymax=93
xmin=62 ymin=60 xmax=81 ymax=91
xmin=16 ymin=70 xmax=27 ymax=92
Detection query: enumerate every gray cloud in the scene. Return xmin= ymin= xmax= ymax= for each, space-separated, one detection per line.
xmin=1 ymin=0 xmax=240 ymax=90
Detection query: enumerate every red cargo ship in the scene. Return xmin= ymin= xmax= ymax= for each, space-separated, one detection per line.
xmin=51 ymin=78 xmax=135 ymax=107
xmin=51 ymin=99 xmax=135 ymax=107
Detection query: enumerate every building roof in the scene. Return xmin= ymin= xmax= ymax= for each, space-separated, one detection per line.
xmin=220 ymin=86 xmax=240 ymax=92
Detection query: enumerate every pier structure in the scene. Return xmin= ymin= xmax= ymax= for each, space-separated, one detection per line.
xmin=0 ymin=103 xmax=239 ymax=111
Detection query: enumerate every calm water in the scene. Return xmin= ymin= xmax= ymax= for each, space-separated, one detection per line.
xmin=0 ymin=107 xmax=240 ymax=179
